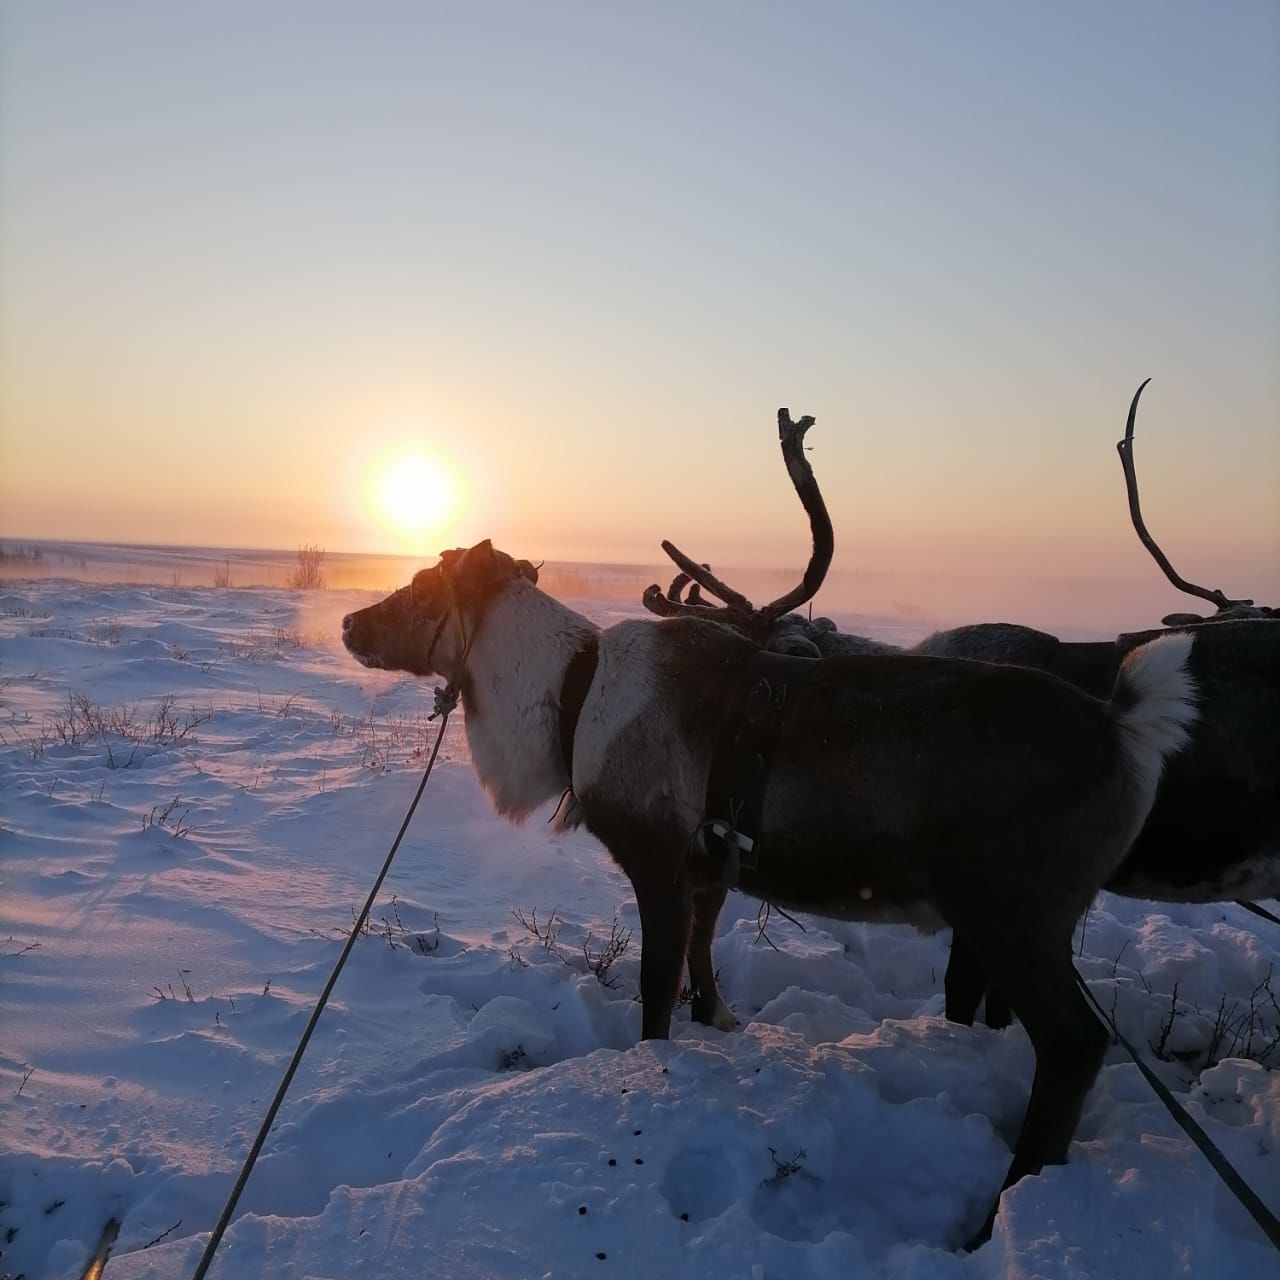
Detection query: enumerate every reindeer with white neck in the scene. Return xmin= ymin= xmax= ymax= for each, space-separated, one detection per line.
xmin=343 ymin=410 xmax=1197 ymax=1247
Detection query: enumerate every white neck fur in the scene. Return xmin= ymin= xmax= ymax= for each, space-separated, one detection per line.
xmin=452 ymin=579 xmax=597 ymax=820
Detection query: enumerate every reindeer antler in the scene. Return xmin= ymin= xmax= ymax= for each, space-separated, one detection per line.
xmin=642 ymin=409 xmax=834 ymax=639
xmin=757 ymin=410 xmax=833 ymax=625
xmin=1118 ymin=380 xmax=1252 ymax=615
xmin=658 ymin=542 xmax=755 ymax=614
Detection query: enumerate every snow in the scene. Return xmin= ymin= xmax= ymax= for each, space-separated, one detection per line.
xmin=1 ymin=576 xmax=1277 ymax=1279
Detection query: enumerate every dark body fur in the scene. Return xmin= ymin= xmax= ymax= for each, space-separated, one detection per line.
xmin=805 ymin=617 xmax=1280 ymax=903
xmin=648 ymin=625 xmax=1127 ymax=920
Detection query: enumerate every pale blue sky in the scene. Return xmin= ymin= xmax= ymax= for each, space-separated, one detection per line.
xmin=1 ymin=2 xmax=1276 ymax=625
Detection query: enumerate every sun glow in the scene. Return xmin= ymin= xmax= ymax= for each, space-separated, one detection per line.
xmin=365 ymin=449 xmax=461 ymax=552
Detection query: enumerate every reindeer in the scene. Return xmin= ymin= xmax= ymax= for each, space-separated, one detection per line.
xmin=645 ymin=386 xmax=1278 ymax=1031
xmin=343 ymin=411 xmax=1197 ymax=1247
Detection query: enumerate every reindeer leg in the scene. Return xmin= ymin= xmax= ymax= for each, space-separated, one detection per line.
xmin=944 ymin=934 xmax=986 ymax=1027
xmin=961 ymin=929 xmax=1106 ymax=1250
xmin=633 ymin=868 xmax=694 ymax=1040
xmin=946 ymin=934 xmax=1013 ymax=1031
xmin=687 ymin=882 xmax=736 ymax=1031
xmin=984 ymin=986 xmax=1013 ymax=1031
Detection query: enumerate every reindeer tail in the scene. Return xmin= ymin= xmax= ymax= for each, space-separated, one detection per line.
xmin=1110 ymin=631 xmax=1198 ymax=804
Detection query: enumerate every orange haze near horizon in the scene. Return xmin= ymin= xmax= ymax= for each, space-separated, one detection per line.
xmin=1 ymin=5 xmax=1276 ymax=636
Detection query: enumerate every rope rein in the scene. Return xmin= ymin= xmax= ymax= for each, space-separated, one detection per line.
xmin=191 ymin=581 xmax=488 ymax=1279
xmin=1235 ymin=898 xmax=1280 ymax=927
xmin=189 ymin=706 xmax=453 ymax=1280
xmin=1074 ymin=967 xmax=1280 ymax=1251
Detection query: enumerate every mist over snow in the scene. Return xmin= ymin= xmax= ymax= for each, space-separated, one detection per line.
xmin=1 ymin=573 xmax=1277 ymax=1279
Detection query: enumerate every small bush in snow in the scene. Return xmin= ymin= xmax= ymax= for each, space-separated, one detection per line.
xmin=764 ymin=1147 xmax=807 ymax=1184
xmin=511 ymin=906 xmax=563 ymax=952
xmin=288 ymin=544 xmax=326 ymax=590
xmin=581 ymin=911 xmax=632 ymax=989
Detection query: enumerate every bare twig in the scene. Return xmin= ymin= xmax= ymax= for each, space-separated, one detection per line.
xmin=764 ymin=1146 xmax=807 ymax=1184
xmin=581 ymin=911 xmax=633 ymax=988
xmin=1077 ymin=904 xmax=1092 ymax=957
xmin=142 ymin=1219 xmax=183 ymax=1250
xmin=755 ymin=901 xmax=780 ymax=951
xmin=510 ymin=906 xmax=562 ymax=951
xmin=1150 ymin=980 xmax=1181 ymax=1060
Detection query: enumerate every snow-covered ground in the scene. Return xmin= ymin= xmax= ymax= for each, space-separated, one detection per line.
xmin=2 ymin=577 xmax=1277 ymax=1279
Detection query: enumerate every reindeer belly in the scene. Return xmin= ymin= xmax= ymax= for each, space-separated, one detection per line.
xmin=734 ymin=800 xmax=945 ymax=930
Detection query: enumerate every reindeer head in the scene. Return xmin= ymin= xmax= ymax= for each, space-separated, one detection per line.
xmin=342 ymin=540 xmax=540 ymax=677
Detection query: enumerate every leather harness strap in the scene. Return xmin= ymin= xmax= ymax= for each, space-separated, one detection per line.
xmin=559 ymin=634 xmax=600 ymax=777
xmin=555 ymin=635 xmax=814 ymax=881
xmin=703 ymin=648 xmax=818 ymax=885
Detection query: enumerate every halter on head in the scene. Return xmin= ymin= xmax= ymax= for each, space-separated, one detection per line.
xmin=424 ymin=544 xmax=540 ymax=719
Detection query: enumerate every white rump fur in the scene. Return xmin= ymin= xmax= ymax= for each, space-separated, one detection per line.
xmin=1112 ymin=631 xmax=1197 ymax=814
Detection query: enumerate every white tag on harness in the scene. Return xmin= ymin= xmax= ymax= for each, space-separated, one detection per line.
xmin=709 ymin=821 xmax=754 ymax=853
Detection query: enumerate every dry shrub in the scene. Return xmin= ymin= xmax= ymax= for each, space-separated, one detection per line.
xmin=288 ymin=545 xmax=326 ymax=590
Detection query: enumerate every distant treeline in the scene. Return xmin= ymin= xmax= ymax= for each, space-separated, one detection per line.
xmin=0 ymin=544 xmax=89 ymax=570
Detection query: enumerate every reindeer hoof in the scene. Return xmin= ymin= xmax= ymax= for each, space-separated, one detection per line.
xmin=710 ymin=1002 xmax=739 ymax=1032
xmin=984 ymin=998 xmax=1013 ymax=1031
xmin=963 ymin=1203 xmax=999 ymax=1253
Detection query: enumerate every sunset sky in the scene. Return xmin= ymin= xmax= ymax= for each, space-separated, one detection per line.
xmin=1 ymin=2 xmax=1276 ymax=624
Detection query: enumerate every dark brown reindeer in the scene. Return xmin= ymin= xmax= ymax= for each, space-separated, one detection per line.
xmin=648 ymin=386 xmax=1278 ymax=1032
xmin=344 ymin=411 xmax=1197 ymax=1248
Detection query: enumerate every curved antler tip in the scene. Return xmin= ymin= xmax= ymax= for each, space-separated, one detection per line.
xmin=1123 ymin=378 xmax=1153 ymax=443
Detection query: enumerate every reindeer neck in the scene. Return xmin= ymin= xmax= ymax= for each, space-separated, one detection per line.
xmin=458 ymin=581 xmax=597 ymax=820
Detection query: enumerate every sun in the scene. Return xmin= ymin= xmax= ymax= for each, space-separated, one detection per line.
xmin=366 ymin=449 xmax=460 ymax=551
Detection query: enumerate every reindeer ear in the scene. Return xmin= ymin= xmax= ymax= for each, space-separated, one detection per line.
xmin=454 ymin=540 xmax=498 ymax=579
